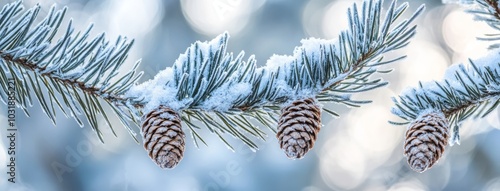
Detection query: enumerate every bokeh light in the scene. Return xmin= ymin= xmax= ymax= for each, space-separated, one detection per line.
xmin=442 ymin=9 xmax=496 ymax=61
xmin=322 ymin=0 xmax=363 ymax=39
xmin=320 ymin=135 xmax=367 ymax=190
xmin=484 ymin=177 xmax=500 ymax=191
xmin=0 ymin=1 xmax=499 ymax=190
xmin=398 ymin=40 xmax=449 ymax=89
xmin=101 ymin=0 xmax=163 ymax=38
xmin=388 ymin=179 xmax=427 ymax=191
xmin=302 ymin=0 xmax=328 ymax=38
xmin=0 ymin=115 xmax=6 ymax=171
xmin=486 ymin=109 xmax=500 ymax=130
xmin=181 ymin=0 xmax=266 ymax=36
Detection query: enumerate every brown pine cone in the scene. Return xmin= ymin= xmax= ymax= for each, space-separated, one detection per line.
xmin=404 ymin=111 xmax=450 ymax=173
xmin=141 ymin=106 xmax=185 ymax=169
xmin=276 ymin=98 xmax=321 ymax=159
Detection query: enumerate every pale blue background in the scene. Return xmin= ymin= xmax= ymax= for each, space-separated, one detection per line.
xmin=1 ymin=0 xmax=499 ymax=190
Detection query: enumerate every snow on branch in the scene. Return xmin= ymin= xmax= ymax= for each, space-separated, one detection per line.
xmin=392 ymin=0 xmax=500 ymax=147
xmin=127 ymin=33 xmax=264 ymax=149
xmin=0 ymin=0 xmax=424 ymax=150
xmin=390 ymin=53 xmax=500 ymax=145
xmin=127 ymin=0 xmax=424 ymax=149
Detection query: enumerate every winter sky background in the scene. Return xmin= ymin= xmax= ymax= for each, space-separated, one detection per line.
xmin=1 ymin=0 xmax=500 ymax=190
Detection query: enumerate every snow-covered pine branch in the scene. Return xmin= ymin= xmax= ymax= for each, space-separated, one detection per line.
xmin=0 ymin=0 xmax=425 ymax=169
xmin=127 ymin=0 xmax=424 ymax=154
xmin=392 ymin=56 xmax=499 ymax=174
xmin=391 ymin=54 xmax=500 ymax=144
xmin=0 ymin=1 xmax=142 ymax=142
xmin=392 ymin=0 xmax=500 ymax=173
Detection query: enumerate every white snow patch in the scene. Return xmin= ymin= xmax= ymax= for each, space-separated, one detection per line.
xmin=127 ymin=67 xmax=179 ymax=114
xmin=263 ymin=54 xmax=295 ymax=72
xmin=260 ymin=37 xmax=339 ymax=102
xmin=159 ymin=111 xmax=176 ymax=121
xmin=126 ymin=33 xmax=231 ymax=114
xmin=127 ymin=32 xmax=355 ymax=115
xmin=414 ymin=109 xmax=445 ymax=122
xmin=300 ymin=37 xmax=336 ymax=59
xmin=201 ymin=82 xmax=252 ymax=111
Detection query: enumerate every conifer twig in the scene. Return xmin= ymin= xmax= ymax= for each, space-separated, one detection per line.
xmin=0 ymin=0 xmax=424 ymax=150
xmin=0 ymin=1 xmax=142 ymax=142
xmin=392 ymin=0 xmax=500 ymax=145
xmin=127 ymin=0 xmax=424 ymax=149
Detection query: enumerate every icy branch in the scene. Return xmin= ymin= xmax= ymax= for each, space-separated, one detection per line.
xmin=127 ymin=0 xmax=424 ymax=149
xmin=0 ymin=1 xmax=142 ymax=142
xmin=391 ymin=52 xmax=500 ymax=143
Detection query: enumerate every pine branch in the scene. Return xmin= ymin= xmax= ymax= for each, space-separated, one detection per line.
xmin=391 ymin=54 xmax=500 ymax=146
xmin=0 ymin=1 xmax=142 ymax=142
xmin=0 ymin=0 xmax=424 ymax=152
xmin=127 ymin=0 xmax=424 ymax=150
xmin=392 ymin=0 xmax=500 ymax=173
xmin=391 ymin=0 xmax=500 ymax=146
xmin=469 ymin=0 xmax=500 ymax=48
xmin=390 ymin=56 xmax=500 ymax=128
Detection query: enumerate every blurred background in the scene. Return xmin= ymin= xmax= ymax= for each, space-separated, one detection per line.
xmin=0 ymin=0 xmax=499 ymax=190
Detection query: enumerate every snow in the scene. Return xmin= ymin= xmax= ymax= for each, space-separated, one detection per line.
xmin=127 ymin=31 xmax=357 ymax=114
xmin=263 ymin=54 xmax=295 ymax=72
xmin=201 ymin=82 xmax=252 ymax=111
xmin=262 ymin=37 xmax=335 ymax=74
xmin=300 ymin=37 xmax=336 ymax=60
xmin=159 ymin=110 xmax=177 ymax=121
xmin=127 ymin=32 xmax=256 ymax=114
xmin=449 ymin=124 xmax=460 ymax=146
xmin=260 ymin=37 xmax=339 ymax=103
xmin=414 ymin=109 xmax=446 ymax=123
xmin=392 ymin=49 xmax=500 ymax=147
xmin=471 ymin=50 xmax=500 ymax=68
xmin=127 ymin=67 xmax=179 ymax=114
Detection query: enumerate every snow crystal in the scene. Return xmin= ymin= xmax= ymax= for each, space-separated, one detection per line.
xmin=61 ymin=65 xmax=84 ymax=79
xmin=300 ymin=37 xmax=336 ymax=60
xmin=441 ymin=0 xmax=474 ymax=5
xmin=127 ymin=30 xmax=361 ymax=115
xmin=449 ymin=124 xmax=461 ymax=146
xmin=263 ymin=37 xmax=335 ymax=74
xmin=201 ymin=82 xmax=252 ymax=111
xmin=392 ymin=49 xmax=500 ymax=128
xmin=475 ymin=52 xmax=500 ymax=70
xmin=126 ymin=32 xmax=237 ymax=114
xmin=260 ymin=37 xmax=339 ymax=103
xmin=263 ymin=54 xmax=295 ymax=72
xmin=126 ymin=67 xmax=179 ymax=114
xmin=159 ymin=110 xmax=177 ymax=121
xmin=414 ymin=109 xmax=445 ymax=122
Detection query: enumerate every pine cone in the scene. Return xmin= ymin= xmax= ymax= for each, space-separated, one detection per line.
xmin=276 ymin=98 xmax=321 ymax=159
xmin=141 ymin=106 xmax=185 ymax=169
xmin=404 ymin=111 xmax=450 ymax=173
